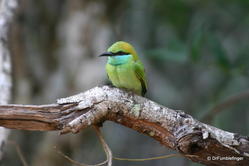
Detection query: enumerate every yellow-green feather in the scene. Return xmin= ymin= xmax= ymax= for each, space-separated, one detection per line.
xmin=133 ymin=61 xmax=147 ymax=96
xmin=107 ymin=41 xmax=139 ymax=60
xmin=105 ymin=41 xmax=147 ymax=96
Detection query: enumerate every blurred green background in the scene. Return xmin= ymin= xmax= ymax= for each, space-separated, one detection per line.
xmin=1 ymin=0 xmax=249 ymax=165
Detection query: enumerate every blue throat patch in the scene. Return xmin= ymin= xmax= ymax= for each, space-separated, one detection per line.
xmin=108 ymin=54 xmax=132 ymax=66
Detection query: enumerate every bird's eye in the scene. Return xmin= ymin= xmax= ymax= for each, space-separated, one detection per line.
xmin=113 ymin=51 xmax=129 ymax=55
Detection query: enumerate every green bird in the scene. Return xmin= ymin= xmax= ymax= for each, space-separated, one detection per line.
xmin=99 ymin=41 xmax=147 ymax=96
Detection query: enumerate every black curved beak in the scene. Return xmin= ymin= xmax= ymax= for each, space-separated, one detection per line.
xmin=98 ymin=52 xmax=113 ymax=57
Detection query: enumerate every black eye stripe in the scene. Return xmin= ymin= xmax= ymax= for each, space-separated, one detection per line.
xmin=112 ymin=51 xmax=130 ymax=55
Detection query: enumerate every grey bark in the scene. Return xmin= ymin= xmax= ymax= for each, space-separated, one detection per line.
xmin=0 ymin=0 xmax=17 ymax=159
xmin=0 ymin=86 xmax=248 ymax=165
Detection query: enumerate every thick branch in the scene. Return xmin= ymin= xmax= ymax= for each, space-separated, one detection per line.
xmin=0 ymin=86 xmax=248 ymax=165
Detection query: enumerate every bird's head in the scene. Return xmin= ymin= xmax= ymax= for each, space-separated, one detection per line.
xmin=99 ymin=41 xmax=139 ymax=61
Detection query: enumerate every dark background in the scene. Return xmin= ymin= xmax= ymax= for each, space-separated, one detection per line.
xmin=1 ymin=0 xmax=249 ymax=165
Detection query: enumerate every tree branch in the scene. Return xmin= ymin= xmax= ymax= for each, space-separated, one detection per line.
xmin=0 ymin=86 xmax=248 ymax=165
xmin=202 ymin=89 xmax=249 ymax=123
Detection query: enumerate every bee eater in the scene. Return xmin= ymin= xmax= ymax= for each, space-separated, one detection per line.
xmin=99 ymin=41 xmax=147 ymax=96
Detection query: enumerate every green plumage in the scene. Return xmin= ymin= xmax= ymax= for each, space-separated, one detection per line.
xmin=100 ymin=41 xmax=147 ymax=96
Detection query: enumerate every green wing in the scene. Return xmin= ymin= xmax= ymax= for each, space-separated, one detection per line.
xmin=133 ymin=61 xmax=147 ymax=96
